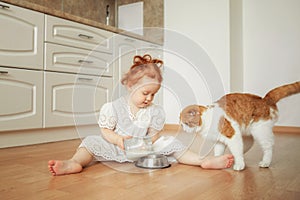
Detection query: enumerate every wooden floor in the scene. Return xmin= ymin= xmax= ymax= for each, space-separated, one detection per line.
xmin=0 ymin=131 xmax=300 ymax=200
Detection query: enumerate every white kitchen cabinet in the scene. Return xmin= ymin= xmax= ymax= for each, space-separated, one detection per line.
xmin=0 ymin=2 xmax=44 ymax=70
xmin=0 ymin=67 xmax=43 ymax=131
xmin=45 ymin=15 xmax=113 ymax=54
xmin=44 ymin=72 xmax=112 ymax=128
xmin=138 ymin=40 xmax=163 ymax=61
xmin=44 ymin=43 xmax=113 ymax=76
xmin=0 ymin=2 xmax=161 ymax=137
xmin=43 ymin=14 xmax=115 ymax=128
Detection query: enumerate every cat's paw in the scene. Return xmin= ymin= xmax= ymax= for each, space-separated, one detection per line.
xmin=259 ymin=160 xmax=270 ymax=168
xmin=233 ymin=162 xmax=245 ymax=171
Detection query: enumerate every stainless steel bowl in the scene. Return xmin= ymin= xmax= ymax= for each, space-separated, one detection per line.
xmin=135 ymin=154 xmax=171 ymax=169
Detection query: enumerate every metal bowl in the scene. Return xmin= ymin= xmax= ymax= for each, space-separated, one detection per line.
xmin=135 ymin=154 xmax=171 ymax=169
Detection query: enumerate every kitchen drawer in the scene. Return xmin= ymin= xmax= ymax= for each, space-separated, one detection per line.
xmin=44 ymin=43 xmax=113 ymax=76
xmin=44 ymin=71 xmax=112 ymax=127
xmin=0 ymin=2 xmax=44 ymax=70
xmin=0 ymin=67 xmax=43 ymax=131
xmin=45 ymin=15 xmax=113 ymax=53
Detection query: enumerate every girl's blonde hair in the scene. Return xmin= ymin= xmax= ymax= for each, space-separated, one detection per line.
xmin=121 ymin=54 xmax=163 ymax=87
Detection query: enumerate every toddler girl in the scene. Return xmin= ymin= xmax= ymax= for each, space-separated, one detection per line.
xmin=48 ymin=54 xmax=234 ymax=175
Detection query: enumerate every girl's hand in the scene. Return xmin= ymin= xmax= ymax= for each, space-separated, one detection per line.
xmin=117 ymin=135 xmax=132 ymax=150
xmin=101 ymin=128 xmax=132 ymax=150
xmin=147 ymin=127 xmax=160 ymax=143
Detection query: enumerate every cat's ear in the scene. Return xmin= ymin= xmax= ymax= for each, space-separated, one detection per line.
xmin=197 ymin=106 xmax=207 ymax=126
xmin=198 ymin=117 xmax=203 ymax=126
xmin=198 ymin=106 xmax=207 ymax=114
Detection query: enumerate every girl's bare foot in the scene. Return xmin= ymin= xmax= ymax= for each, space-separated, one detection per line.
xmin=200 ymin=154 xmax=234 ymax=169
xmin=48 ymin=160 xmax=83 ymax=176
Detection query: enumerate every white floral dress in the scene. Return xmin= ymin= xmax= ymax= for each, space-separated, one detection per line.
xmin=79 ymin=96 xmax=186 ymax=162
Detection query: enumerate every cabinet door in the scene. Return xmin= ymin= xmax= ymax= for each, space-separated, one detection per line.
xmin=138 ymin=40 xmax=164 ymax=61
xmin=45 ymin=43 xmax=113 ymax=76
xmin=0 ymin=67 xmax=43 ymax=131
xmin=114 ymin=35 xmax=164 ymax=81
xmin=0 ymin=3 xmax=44 ymax=70
xmin=113 ymin=35 xmax=142 ymax=97
xmin=44 ymin=72 xmax=112 ymax=128
xmin=45 ymin=15 xmax=113 ymax=53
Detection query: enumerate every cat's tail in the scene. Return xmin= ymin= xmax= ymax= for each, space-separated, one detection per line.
xmin=264 ymin=81 xmax=300 ymax=105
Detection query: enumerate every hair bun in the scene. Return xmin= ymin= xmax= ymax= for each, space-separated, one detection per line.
xmin=132 ymin=54 xmax=163 ymax=69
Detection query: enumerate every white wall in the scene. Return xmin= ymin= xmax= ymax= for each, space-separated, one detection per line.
xmin=230 ymin=0 xmax=244 ymax=92
xmin=243 ymin=0 xmax=300 ymax=126
xmin=164 ymin=0 xmax=230 ymax=124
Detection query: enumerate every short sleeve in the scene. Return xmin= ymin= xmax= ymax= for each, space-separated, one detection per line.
xmin=98 ymin=102 xmax=117 ymax=130
xmin=150 ymin=105 xmax=166 ymax=131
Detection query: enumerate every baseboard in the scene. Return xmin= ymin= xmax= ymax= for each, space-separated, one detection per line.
xmin=0 ymin=124 xmax=100 ymax=148
xmin=164 ymin=124 xmax=300 ymax=134
xmin=1 ymin=124 xmax=298 ymax=148
xmin=273 ymin=126 xmax=300 ymax=134
xmin=163 ymin=124 xmax=181 ymax=131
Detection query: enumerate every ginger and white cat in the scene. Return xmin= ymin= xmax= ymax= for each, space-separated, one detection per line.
xmin=180 ymin=82 xmax=300 ymax=170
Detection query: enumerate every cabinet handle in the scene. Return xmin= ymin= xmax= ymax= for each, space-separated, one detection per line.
xmin=0 ymin=4 xmax=10 ymax=9
xmin=78 ymin=34 xmax=94 ymax=39
xmin=78 ymin=77 xmax=93 ymax=81
xmin=124 ymin=38 xmax=136 ymax=43
xmin=78 ymin=60 xmax=94 ymax=64
xmin=0 ymin=71 xmax=8 ymax=74
xmin=149 ymin=44 xmax=158 ymax=48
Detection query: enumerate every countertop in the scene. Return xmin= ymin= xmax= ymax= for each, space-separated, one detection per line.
xmin=0 ymin=0 xmax=162 ymax=44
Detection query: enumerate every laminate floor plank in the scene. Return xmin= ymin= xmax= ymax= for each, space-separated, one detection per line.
xmin=0 ymin=132 xmax=299 ymax=199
